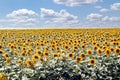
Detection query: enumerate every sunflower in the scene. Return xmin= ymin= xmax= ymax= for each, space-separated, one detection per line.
xmin=105 ymin=49 xmax=111 ymax=56
xmin=87 ymin=49 xmax=92 ymax=56
xmin=68 ymin=53 xmax=74 ymax=59
xmin=94 ymin=46 xmax=98 ymax=51
xmin=0 ymin=49 xmax=3 ymax=55
xmin=21 ymin=51 xmax=26 ymax=57
xmin=32 ymin=54 xmax=40 ymax=61
xmin=25 ymin=58 xmax=34 ymax=67
xmin=0 ymin=44 xmax=2 ymax=49
xmin=81 ymin=44 xmax=86 ymax=50
xmin=5 ymin=58 xmax=10 ymax=65
xmin=43 ymin=51 xmax=49 ymax=58
xmin=39 ymin=58 xmax=44 ymax=63
xmin=13 ymin=51 xmax=18 ymax=57
xmin=18 ymin=59 xmax=24 ymax=68
xmin=97 ymin=49 xmax=102 ymax=56
xmin=0 ymin=73 xmax=8 ymax=80
xmin=75 ymin=56 xmax=82 ymax=63
xmin=80 ymin=53 xmax=86 ymax=60
xmin=89 ymin=59 xmax=96 ymax=66
xmin=36 ymin=50 xmax=42 ymax=56
xmin=3 ymin=53 xmax=9 ymax=59
xmin=115 ymin=48 xmax=120 ymax=56
xmin=52 ymin=53 xmax=60 ymax=59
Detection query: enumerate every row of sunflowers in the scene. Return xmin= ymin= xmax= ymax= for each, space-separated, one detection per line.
xmin=0 ymin=29 xmax=120 ymax=80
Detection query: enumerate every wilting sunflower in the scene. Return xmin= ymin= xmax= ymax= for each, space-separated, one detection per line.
xmin=89 ymin=59 xmax=96 ymax=66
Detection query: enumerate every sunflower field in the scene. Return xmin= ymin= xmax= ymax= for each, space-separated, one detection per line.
xmin=0 ymin=29 xmax=120 ymax=80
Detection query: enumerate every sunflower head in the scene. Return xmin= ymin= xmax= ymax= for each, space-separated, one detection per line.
xmin=3 ymin=53 xmax=9 ymax=59
xmin=89 ymin=59 xmax=96 ymax=66
xmin=87 ymin=49 xmax=92 ymax=56
xmin=116 ymin=48 xmax=120 ymax=56
xmin=26 ymin=58 xmax=34 ymax=67
xmin=75 ymin=56 xmax=82 ymax=63
xmin=32 ymin=54 xmax=40 ymax=61
xmin=105 ymin=49 xmax=111 ymax=56
xmin=80 ymin=53 xmax=86 ymax=59
xmin=97 ymin=49 xmax=102 ymax=56
xmin=68 ymin=53 xmax=74 ymax=59
xmin=0 ymin=44 xmax=2 ymax=49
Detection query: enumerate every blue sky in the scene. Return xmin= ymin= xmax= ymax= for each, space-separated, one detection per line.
xmin=0 ymin=0 xmax=120 ymax=29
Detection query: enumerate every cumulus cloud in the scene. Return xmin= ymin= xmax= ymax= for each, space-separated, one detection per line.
xmin=87 ymin=13 xmax=120 ymax=22
xmin=40 ymin=8 xmax=79 ymax=26
xmin=54 ymin=0 xmax=99 ymax=6
xmin=86 ymin=13 xmax=120 ymax=27
xmin=111 ymin=3 xmax=120 ymax=10
xmin=99 ymin=8 xmax=109 ymax=12
xmin=6 ymin=9 xmax=38 ymax=27
xmin=102 ymin=16 xmax=120 ymax=22
xmin=86 ymin=13 xmax=102 ymax=21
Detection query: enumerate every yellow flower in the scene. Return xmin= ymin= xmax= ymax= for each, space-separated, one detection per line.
xmin=3 ymin=53 xmax=9 ymax=59
xmin=97 ymin=49 xmax=102 ymax=56
xmin=87 ymin=49 xmax=92 ymax=56
xmin=5 ymin=58 xmax=10 ymax=65
xmin=116 ymin=48 xmax=120 ymax=56
xmin=43 ymin=52 xmax=49 ymax=58
xmin=75 ymin=56 xmax=82 ymax=63
xmin=21 ymin=51 xmax=26 ymax=57
xmin=0 ymin=44 xmax=2 ymax=49
xmin=36 ymin=50 xmax=42 ymax=56
xmin=0 ymin=73 xmax=3 ymax=78
xmin=80 ymin=53 xmax=86 ymax=60
xmin=13 ymin=51 xmax=18 ymax=57
xmin=89 ymin=59 xmax=96 ymax=66
xmin=32 ymin=54 xmax=40 ymax=61
xmin=26 ymin=58 xmax=34 ymax=67
xmin=105 ymin=49 xmax=111 ymax=56
xmin=0 ymin=50 xmax=3 ymax=55
xmin=68 ymin=53 xmax=74 ymax=59
xmin=0 ymin=73 xmax=8 ymax=80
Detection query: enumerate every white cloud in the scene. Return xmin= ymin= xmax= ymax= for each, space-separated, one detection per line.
xmin=100 ymin=8 xmax=109 ymax=12
xmin=111 ymin=3 xmax=120 ymax=10
xmin=54 ymin=0 xmax=99 ymax=6
xmin=85 ymin=13 xmax=120 ymax=27
xmin=86 ymin=13 xmax=102 ymax=21
xmin=40 ymin=8 xmax=79 ymax=27
xmin=6 ymin=9 xmax=38 ymax=27
xmin=102 ymin=16 xmax=120 ymax=22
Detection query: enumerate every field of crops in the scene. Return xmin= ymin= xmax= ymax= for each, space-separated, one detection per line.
xmin=0 ymin=28 xmax=120 ymax=80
